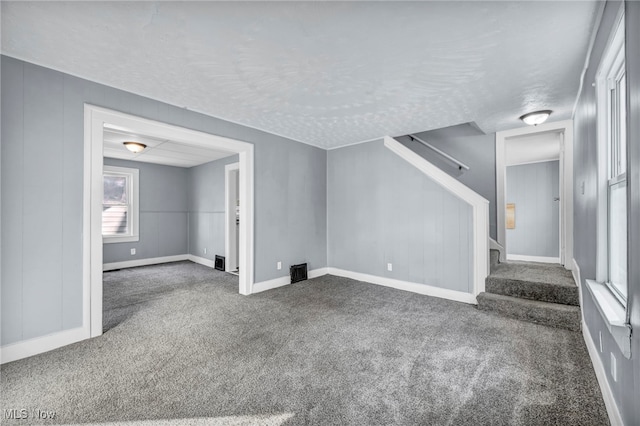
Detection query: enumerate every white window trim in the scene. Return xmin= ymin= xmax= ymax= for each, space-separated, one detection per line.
xmin=592 ymin=6 xmax=630 ymax=358
xmin=102 ymin=165 xmax=140 ymax=244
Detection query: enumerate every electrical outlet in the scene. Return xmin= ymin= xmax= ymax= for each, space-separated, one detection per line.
xmin=387 ymin=263 xmax=393 ymax=271
xmin=277 ymin=261 xmax=282 ymax=270
xmin=599 ymin=331 xmax=603 ymax=353
xmin=204 ymin=248 xmax=207 ymax=254
xmin=611 ymin=353 xmax=617 ymax=382
xmin=130 ymin=248 xmax=136 ymax=255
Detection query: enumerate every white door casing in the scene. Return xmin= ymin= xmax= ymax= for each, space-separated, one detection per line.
xmin=225 ymin=162 xmax=240 ymax=273
xmin=495 ymin=120 xmax=573 ymax=268
xmin=84 ymin=105 xmax=255 ymax=338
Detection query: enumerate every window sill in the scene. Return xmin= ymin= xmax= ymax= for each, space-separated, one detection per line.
xmin=103 ymin=235 xmax=139 ymax=244
xmin=586 ymin=280 xmax=631 ymax=359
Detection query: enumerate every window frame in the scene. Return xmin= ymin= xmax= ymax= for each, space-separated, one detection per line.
xmin=102 ymin=165 xmax=140 ymax=244
xmin=595 ymin=9 xmax=627 ymax=307
xmin=585 ymin=5 xmax=632 ymax=360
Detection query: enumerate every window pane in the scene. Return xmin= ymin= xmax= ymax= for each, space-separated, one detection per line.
xmin=103 ymin=175 xmax=128 ymax=204
xmin=608 ymin=179 xmax=627 ymax=300
xmin=102 ymin=205 xmax=129 ymax=235
xmin=610 ymin=87 xmax=617 ymax=178
xmin=618 ymin=73 xmax=626 ymax=174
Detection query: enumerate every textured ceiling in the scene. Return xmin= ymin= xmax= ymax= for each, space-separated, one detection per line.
xmin=1 ymin=1 xmax=599 ymax=149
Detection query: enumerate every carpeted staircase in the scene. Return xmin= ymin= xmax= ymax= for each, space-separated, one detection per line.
xmin=477 ymin=250 xmax=581 ymax=331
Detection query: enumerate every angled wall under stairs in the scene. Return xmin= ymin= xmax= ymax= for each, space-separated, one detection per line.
xmin=477 ymin=249 xmax=580 ymax=331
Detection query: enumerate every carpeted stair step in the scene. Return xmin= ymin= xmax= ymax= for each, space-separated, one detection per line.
xmin=477 ymin=292 xmax=581 ymax=331
xmin=486 ymin=262 xmax=579 ymax=306
xmin=486 ymin=276 xmax=579 ymax=306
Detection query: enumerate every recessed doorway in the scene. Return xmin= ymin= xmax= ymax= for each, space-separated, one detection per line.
xmin=84 ymin=105 xmax=254 ymax=338
xmin=496 ymin=120 xmax=573 ymax=267
xmin=504 ymin=131 xmax=561 ymax=263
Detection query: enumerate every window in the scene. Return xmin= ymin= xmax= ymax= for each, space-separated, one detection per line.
xmin=596 ymin=12 xmax=627 ymax=305
xmin=102 ymin=165 xmax=139 ymax=243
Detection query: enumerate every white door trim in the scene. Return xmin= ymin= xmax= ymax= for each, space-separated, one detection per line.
xmin=495 ymin=120 xmax=574 ymax=269
xmin=225 ymin=162 xmax=240 ymax=273
xmin=84 ymin=105 xmax=255 ymax=339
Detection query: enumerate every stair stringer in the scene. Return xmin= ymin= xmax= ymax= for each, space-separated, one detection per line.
xmin=384 ymin=136 xmax=490 ymax=303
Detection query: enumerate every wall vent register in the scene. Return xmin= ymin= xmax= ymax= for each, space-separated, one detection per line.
xmin=214 ymin=255 xmax=225 ymax=271
xmin=290 ymin=263 xmax=308 ymax=284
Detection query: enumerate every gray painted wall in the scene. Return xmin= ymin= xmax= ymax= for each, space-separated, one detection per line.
xmin=573 ymin=1 xmax=640 ymax=423
xmin=397 ymin=123 xmax=497 ymax=240
xmin=327 ymin=140 xmax=473 ymax=293
xmin=0 ymin=56 xmax=327 ymax=346
xmin=103 ymin=158 xmax=189 ymax=264
xmin=187 ymin=155 xmax=239 ymax=261
xmin=506 ymin=160 xmax=559 ymax=258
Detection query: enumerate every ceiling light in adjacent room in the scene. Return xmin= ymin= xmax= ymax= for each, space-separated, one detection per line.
xmin=519 ymin=110 xmax=552 ymax=126
xmin=123 ymin=141 xmax=146 ymax=153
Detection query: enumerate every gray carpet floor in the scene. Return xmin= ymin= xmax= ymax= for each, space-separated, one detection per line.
xmin=490 ymin=261 xmax=577 ymax=287
xmin=1 ymin=261 xmax=609 ymax=425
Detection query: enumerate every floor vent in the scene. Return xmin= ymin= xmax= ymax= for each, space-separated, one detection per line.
xmin=290 ymin=263 xmax=308 ymax=284
xmin=214 ymin=255 xmax=225 ymax=271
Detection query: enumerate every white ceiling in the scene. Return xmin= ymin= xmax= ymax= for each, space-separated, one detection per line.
xmin=104 ymin=127 xmax=234 ymax=168
xmin=506 ymin=131 xmax=561 ymax=167
xmin=1 ymin=1 xmax=599 ymax=149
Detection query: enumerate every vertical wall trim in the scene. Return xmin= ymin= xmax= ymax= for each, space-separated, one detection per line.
xmin=224 ymin=162 xmax=240 ymax=273
xmin=559 ymin=133 xmax=565 ymax=264
xmin=239 ymin=147 xmax=254 ymax=295
xmin=571 ymin=1 xmax=607 ymax=119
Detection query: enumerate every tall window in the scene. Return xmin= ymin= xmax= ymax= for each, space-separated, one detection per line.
xmin=597 ymin=13 xmax=627 ymax=304
xmin=103 ymin=165 xmax=139 ymax=243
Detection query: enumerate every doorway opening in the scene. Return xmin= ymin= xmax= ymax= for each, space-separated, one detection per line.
xmin=496 ymin=120 xmax=573 ymax=268
xmin=84 ymin=105 xmax=254 ymax=339
xmin=504 ymin=131 xmax=561 ymax=263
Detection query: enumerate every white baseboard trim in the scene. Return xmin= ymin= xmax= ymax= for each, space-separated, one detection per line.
xmin=187 ymin=254 xmax=216 ymax=269
xmin=309 ymin=267 xmax=329 ymax=279
xmin=1 ymin=326 xmax=88 ymax=364
xmin=571 ymin=258 xmax=581 ymax=288
xmin=582 ymin=319 xmax=624 ymax=426
xmin=252 ymin=267 xmax=329 ymax=294
xmin=327 ymin=268 xmax=477 ymax=304
xmin=506 ymin=254 xmax=561 ymax=264
xmin=252 ymin=275 xmax=290 ymax=293
xmin=571 ymin=258 xmax=585 ymax=325
xmin=103 ymin=254 xmax=189 ymax=271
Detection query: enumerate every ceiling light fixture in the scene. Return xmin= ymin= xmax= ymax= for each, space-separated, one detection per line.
xmin=123 ymin=141 xmax=147 ymax=153
xmin=519 ymin=110 xmax=552 ymax=126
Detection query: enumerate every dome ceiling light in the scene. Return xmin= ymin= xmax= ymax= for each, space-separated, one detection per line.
xmin=519 ymin=110 xmax=552 ymax=126
xmin=123 ymin=141 xmax=147 ymax=153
